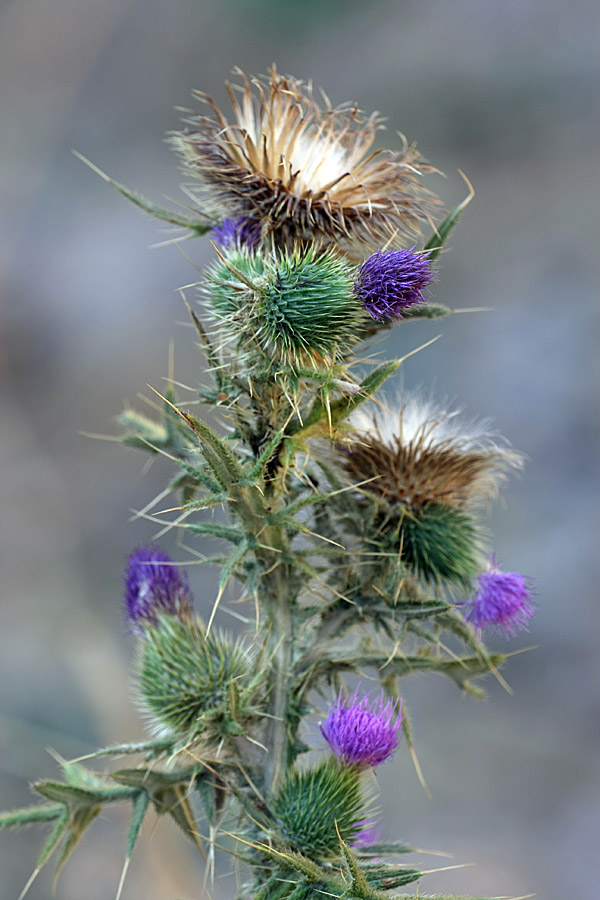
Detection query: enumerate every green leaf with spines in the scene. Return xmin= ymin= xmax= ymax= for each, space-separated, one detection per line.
xmin=290 ymin=360 xmax=401 ymax=439
xmin=402 ymin=303 xmax=452 ymax=319
xmin=181 ymin=520 xmax=246 ymax=543
xmin=33 ymin=780 xmax=136 ymax=806
xmin=423 ymin=181 xmax=474 ymax=262
xmin=353 ymin=841 xmax=417 ymax=857
xmin=360 ymin=863 xmax=425 ymax=890
xmin=125 ymin=791 xmax=150 ymax=859
xmin=73 ymin=152 xmax=213 ymax=234
xmin=0 ymin=804 xmax=65 ymax=828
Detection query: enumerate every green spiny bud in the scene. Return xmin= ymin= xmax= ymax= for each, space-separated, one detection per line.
xmin=272 ymin=760 xmax=367 ymax=858
xmin=138 ymin=616 xmax=263 ymax=744
xmin=204 ymin=246 xmax=364 ymax=369
xmin=398 ymin=503 xmax=483 ymax=588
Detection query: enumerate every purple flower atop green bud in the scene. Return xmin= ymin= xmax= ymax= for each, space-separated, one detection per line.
xmin=320 ymin=689 xmax=403 ymax=769
xmin=124 ymin=547 xmax=193 ymax=626
xmin=212 ymin=216 xmax=261 ymax=250
xmin=464 ymin=556 xmax=535 ymax=637
xmin=355 ymin=248 xmax=433 ymax=320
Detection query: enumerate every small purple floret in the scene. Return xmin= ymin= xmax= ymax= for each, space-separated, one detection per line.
xmin=355 ymin=248 xmax=433 ymax=320
xmin=353 ymin=822 xmax=383 ymax=848
xmin=212 ymin=216 xmax=261 ymax=250
xmin=464 ymin=557 xmax=535 ymax=637
xmin=320 ymin=689 xmax=403 ymax=769
xmin=124 ymin=547 xmax=193 ymax=626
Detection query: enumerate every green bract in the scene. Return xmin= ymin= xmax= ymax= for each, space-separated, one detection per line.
xmin=273 ymin=761 xmax=366 ymax=857
xmin=398 ymin=503 xmax=483 ymax=588
xmin=138 ymin=616 xmax=263 ymax=743
xmin=204 ymin=246 xmax=364 ymax=367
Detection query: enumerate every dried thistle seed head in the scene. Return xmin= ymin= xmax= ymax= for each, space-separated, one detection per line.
xmin=272 ymin=760 xmax=367 ymax=857
xmin=340 ymin=398 xmax=523 ymax=510
xmin=172 ymin=67 xmax=439 ymax=257
xmin=464 ymin=556 xmax=535 ymax=637
xmin=138 ymin=617 xmax=262 ymax=743
xmin=204 ymin=245 xmax=364 ymax=367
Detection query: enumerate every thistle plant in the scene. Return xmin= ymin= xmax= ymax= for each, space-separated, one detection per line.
xmin=2 ymin=68 xmax=535 ymax=900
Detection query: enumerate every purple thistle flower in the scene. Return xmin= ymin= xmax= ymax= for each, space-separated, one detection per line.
xmin=320 ymin=689 xmax=403 ymax=769
xmin=212 ymin=216 xmax=261 ymax=250
xmin=353 ymin=822 xmax=383 ymax=848
xmin=355 ymin=248 xmax=433 ymax=320
xmin=464 ymin=556 xmax=535 ymax=637
xmin=124 ymin=547 xmax=193 ymax=626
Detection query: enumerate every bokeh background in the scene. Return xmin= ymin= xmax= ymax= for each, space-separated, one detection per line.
xmin=1 ymin=1 xmax=598 ymax=898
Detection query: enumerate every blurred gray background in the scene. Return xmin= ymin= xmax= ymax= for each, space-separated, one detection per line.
xmin=1 ymin=0 xmax=598 ymax=898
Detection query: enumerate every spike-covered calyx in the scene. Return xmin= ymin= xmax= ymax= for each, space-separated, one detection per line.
xmin=272 ymin=760 xmax=367 ymax=856
xmin=138 ymin=616 xmax=263 ymax=743
xmin=204 ymin=245 xmax=364 ymax=366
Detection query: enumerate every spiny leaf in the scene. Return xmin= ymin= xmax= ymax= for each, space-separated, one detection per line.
xmin=402 ymin=303 xmax=452 ymax=319
xmin=323 ymin=651 xmax=505 ymax=694
xmin=354 ymin=842 xmax=418 ymax=857
xmin=181 ymin=521 xmax=246 ymax=544
xmin=291 ymin=360 xmax=401 ymax=438
xmin=125 ymin=791 xmax=150 ymax=859
xmin=52 ymin=805 xmax=101 ymax=882
xmin=338 ymin=834 xmax=372 ymax=898
xmin=0 ymin=804 xmax=65 ymax=828
xmin=73 ymin=152 xmax=213 ymax=234
xmin=245 ymin=426 xmax=287 ymax=481
xmin=33 ymin=780 xmax=136 ymax=806
xmin=68 ymin=738 xmax=174 ymax=761
xmin=423 ymin=173 xmax=474 ymax=262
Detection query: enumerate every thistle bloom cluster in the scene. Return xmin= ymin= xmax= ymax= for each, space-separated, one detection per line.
xmin=1 ymin=68 xmax=537 ymax=900
xmin=465 ymin=556 xmax=535 ymax=636
xmin=355 ymin=249 xmax=434 ymax=320
xmin=212 ymin=215 xmax=261 ymax=250
xmin=125 ymin=547 xmax=192 ymax=625
xmin=321 ymin=690 xmax=403 ymax=769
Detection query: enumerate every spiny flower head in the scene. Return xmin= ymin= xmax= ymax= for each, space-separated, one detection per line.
xmin=464 ymin=556 xmax=535 ymax=637
xmin=138 ymin=618 xmax=262 ymax=742
xmin=172 ymin=67 xmax=439 ymax=257
xmin=273 ymin=760 xmax=367 ymax=857
xmin=124 ymin=547 xmax=192 ymax=626
xmin=340 ymin=397 xmax=523 ymax=511
xmin=320 ymin=689 xmax=403 ymax=769
xmin=355 ymin=248 xmax=434 ymax=320
xmin=204 ymin=244 xmax=364 ymax=367
xmin=212 ymin=215 xmax=261 ymax=250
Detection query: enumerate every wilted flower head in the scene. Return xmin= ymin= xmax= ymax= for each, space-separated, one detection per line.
xmin=355 ymin=248 xmax=434 ymax=320
xmin=340 ymin=397 xmax=523 ymax=510
xmin=320 ymin=689 xmax=403 ymax=769
xmin=464 ymin=556 xmax=535 ymax=637
xmin=172 ymin=67 xmax=439 ymax=256
xmin=125 ymin=547 xmax=192 ymax=626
